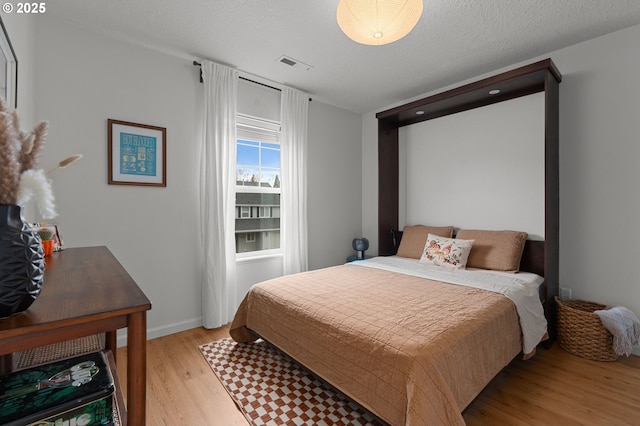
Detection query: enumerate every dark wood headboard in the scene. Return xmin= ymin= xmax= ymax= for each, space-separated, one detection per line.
xmin=376 ymin=59 xmax=560 ymax=337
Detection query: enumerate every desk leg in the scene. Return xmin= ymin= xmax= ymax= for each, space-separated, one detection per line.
xmin=0 ymin=354 xmax=12 ymax=375
xmin=105 ymin=331 xmax=118 ymax=365
xmin=127 ymin=311 xmax=147 ymax=426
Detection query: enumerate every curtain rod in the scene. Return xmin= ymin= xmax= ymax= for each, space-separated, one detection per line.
xmin=193 ymin=61 xmax=311 ymax=101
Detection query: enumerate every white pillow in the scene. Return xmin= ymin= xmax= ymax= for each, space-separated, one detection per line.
xmin=419 ymin=234 xmax=474 ymax=269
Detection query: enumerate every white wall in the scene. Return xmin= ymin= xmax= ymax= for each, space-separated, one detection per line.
xmin=20 ymin=15 xmax=362 ymax=343
xmin=551 ymin=25 xmax=640 ymax=353
xmin=362 ymin=23 xmax=640 ymax=354
xmin=34 ymin=16 xmax=204 ymax=341
xmin=308 ymin=100 xmax=363 ymax=269
xmin=402 ymin=93 xmax=545 ymax=238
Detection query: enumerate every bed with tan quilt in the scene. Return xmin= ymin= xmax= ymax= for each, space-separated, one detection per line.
xmin=230 ymin=226 xmax=548 ymax=425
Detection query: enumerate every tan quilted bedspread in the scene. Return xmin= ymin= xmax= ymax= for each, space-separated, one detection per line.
xmin=230 ymin=264 xmax=522 ymax=425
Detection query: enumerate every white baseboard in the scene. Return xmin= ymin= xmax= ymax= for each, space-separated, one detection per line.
xmin=116 ymin=317 xmax=202 ymax=347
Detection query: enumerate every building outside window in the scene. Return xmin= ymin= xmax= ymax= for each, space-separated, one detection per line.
xmin=235 ymin=114 xmax=281 ymax=255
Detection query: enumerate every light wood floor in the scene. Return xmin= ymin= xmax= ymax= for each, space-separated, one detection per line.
xmin=116 ymin=326 xmax=640 ymax=425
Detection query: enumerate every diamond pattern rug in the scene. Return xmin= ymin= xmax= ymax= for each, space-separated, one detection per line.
xmin=199 ymin=338 xmax=386 ymax=426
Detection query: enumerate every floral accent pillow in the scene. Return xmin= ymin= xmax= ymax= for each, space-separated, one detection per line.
xmin=419 ymin=234 xmax=475 ymax=269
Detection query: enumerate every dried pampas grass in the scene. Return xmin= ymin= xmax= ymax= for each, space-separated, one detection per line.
xmin=0 ymin=111 xmax=21 ymax=204
xmin=47 ymin=154 xmax=83 ymax=175
xmin=20 ymin=120 xmax=48 ymax=172
xmin=0 ymin=97 xmax=56 ymax=218
xmin=16 ymin=169 xmax=57 ymax=219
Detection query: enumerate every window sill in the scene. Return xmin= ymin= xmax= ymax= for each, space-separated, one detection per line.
xmin=236 ymin=252 xmax=283 ymax=263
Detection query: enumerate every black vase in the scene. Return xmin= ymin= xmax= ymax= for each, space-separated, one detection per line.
xmin=0 ymin=205 xmax=45 ymax=318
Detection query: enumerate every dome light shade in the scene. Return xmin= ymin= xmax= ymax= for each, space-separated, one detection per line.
xmin=337 ymin=0 xmax=423 ymax=46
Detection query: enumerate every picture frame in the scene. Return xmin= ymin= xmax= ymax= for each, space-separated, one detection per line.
xmin=108 ymin=119 xmax=167 ymax=187
xmin=0 ymin=16 xmax=18 ymax=108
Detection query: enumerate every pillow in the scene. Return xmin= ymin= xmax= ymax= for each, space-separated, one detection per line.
xmin=419 ymin=234 xmax=474 ymax=269
xmin=396 ymin=225 xmax=454 ymax=259
xmin=455 ymin=229 xmax=528 ymax=273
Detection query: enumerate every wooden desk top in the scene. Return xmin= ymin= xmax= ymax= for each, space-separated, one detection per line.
xmin=0 ymin=246 xmax=152 ymax=340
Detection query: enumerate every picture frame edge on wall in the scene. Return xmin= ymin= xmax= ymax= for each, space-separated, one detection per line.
xmin=0 ymin=16 xmax=18 ymax=109
xmin=107 ymin=118 xmax=167 ymax=187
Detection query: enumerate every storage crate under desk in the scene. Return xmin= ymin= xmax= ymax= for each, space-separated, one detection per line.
xmin=0 ymin=350 xmax=125 ymax=426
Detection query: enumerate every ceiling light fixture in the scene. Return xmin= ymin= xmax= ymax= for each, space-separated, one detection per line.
xmin=489 ymin=89 xmax=501 ymax=95
xmin=337 ymin=0 xmax=424 ymax=46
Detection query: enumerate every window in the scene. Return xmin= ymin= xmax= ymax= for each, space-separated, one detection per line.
xmin=260 ymin=206 xmax=271 ymax=218
xmin=235 ymin=114 xmax=281 ymax=256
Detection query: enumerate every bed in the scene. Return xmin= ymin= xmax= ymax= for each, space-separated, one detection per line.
xmin=230 ymin=227 xmax=548 ymax=425
xmin=230 ymin=60 xmax=559 ymax=425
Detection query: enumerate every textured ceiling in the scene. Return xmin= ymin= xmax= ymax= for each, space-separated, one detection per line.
xmin=48 ymin=0 xmax=640 ymax=113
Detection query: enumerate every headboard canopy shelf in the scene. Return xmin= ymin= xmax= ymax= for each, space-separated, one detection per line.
xmin=376 ymin=59 xmax=561 ymax=127
xmin=376 ymin=58 xmax=561 ymax=334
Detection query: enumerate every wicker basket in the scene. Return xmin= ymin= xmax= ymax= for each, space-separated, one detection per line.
xmin=555 ymin=296 xmax=617 ymax=361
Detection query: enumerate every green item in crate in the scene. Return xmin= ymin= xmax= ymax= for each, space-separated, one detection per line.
xmin=0 ymin=351 xmax=114 ymax=425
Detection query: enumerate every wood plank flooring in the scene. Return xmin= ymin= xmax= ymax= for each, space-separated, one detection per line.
xmin=116 ymin=326 xmax=640 ymax=425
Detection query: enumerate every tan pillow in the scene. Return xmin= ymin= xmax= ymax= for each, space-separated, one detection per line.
xmin=396 ymin=225 xmax=454 ymax=259
xmin=455 ymin=229 xmax=528 ymax=272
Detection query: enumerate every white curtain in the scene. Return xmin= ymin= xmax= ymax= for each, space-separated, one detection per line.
xmin=280 ymin=87 xmax=309 ymax=275
xmin=200 ymin=60 xmax=238 ymax=328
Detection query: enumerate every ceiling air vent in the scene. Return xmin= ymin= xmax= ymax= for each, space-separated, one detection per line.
xmin=277 ymin=55 xmax=313 ymax=71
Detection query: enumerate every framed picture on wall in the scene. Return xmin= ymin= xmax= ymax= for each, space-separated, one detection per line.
xmin=0 ymin=17 xmax=18 ymax=108
xmin=108 ymin=119 xmax=167 ymax=187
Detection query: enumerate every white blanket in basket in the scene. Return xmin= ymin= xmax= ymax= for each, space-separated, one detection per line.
xmin=595 ymin=306 xmax=640 ymax=356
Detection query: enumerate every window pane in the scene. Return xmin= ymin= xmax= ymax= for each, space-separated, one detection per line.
xmin=235 ymin=192 xmax=280 ymax=254
xmin=236 ymin=167 xmax=259 ymax=186
xmin=260 ymin=169 xmax=280 ymax=188
xmin=237 ymin=142 xmax=259 ymax=167
xmin=261 ymin=148 xmax=280 ymax=168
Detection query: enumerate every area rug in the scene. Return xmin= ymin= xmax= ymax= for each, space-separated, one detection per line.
xmin=199 ymin=338 xmax=386 ymax=426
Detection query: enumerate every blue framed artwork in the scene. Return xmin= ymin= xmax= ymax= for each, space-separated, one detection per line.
xmin=108 ymin=119 xmax=166 ymax=187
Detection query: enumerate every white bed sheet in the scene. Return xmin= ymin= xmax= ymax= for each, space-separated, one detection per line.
xmin=348 ymin=256 xmax=547 ymax=354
